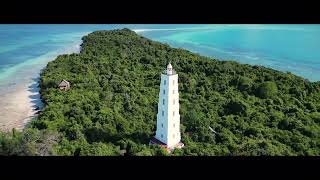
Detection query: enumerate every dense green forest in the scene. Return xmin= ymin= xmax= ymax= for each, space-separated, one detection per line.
xmin=1 ymin=28 xmax=320 ymax=156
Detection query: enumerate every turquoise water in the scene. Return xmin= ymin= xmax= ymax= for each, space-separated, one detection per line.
xmin=139 ymin=24 xmax=320 ymax=81
xmin=0 ymin=24 xmax=319 ymax=94
xmin=0 ymin=24 xmax=107 ymax=94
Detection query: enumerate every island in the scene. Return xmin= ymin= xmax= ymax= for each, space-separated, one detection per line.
xmin=0 ymin=28 xmax=319 ymax=156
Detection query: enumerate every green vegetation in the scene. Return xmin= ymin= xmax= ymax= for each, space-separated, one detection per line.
xmin=1 ymin=28 xmax=320 ymax=156
xmin=0 ymin=128 xmax=59 ymax=156
xmin=256 ymin=81 xmax=278 ymax=99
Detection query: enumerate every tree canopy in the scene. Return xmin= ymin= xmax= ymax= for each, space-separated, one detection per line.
xmin=1 ymin=28 xmax=320 ymax=156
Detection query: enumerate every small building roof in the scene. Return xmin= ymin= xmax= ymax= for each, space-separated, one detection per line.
xmin=59 ymin=80 xmax=70 ymax=87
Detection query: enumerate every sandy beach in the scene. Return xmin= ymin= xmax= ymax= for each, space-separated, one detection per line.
xmin=0 ymin=78 xmax=42 ymax=132
xmin=0 ymin=37 xmax=82 ymax=132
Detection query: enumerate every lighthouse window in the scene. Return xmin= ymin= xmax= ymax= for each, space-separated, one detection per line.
xmin=173 ymin=90 xmax=175 ymax=94
xmin=173 ymin=80 xmax=175 ymax=85
xmin=162 ymin=110 xmax=164 ymax=116
xmin=161 ymin=134 xmax=163 ymax=138
xmin=163 ymin=99 xmax=165 ymax=105
xmin=161 ymin=123 xmax=163 ymax=128
xmin=173 ymin=123 xmax=175 ymax=128
xmin=164 ymin=80 xmax=166 ymax=85
xmin=173 ymin=111 xmax=175 ymax=116
xmin=163 ymin=90 xmax=165 ymax=94
xmin=173 ymin=134 xmax=175 ymax=138
xmin=173 ymin=99 xmax=175 ymax=105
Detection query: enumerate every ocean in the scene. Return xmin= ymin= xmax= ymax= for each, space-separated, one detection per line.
xmin=0 ymin=24 xmax=320 ymax=94
xmin=139 ymin=24 xmax=320 ymax=82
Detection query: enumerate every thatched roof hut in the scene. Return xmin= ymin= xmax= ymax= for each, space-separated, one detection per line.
xmin=58 ymin=80 xmax=70 ymax=91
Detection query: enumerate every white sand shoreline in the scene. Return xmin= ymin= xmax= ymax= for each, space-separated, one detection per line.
xmin=0 ymin=40 xmax=82 ymax=132
xmin=0 ymin=78 xmax=42 ymax=132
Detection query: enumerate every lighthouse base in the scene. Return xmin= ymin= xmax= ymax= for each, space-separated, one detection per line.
xmin=149 ymin=137 xmax=184 ymax=153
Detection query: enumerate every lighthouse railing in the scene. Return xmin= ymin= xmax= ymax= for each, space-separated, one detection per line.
xmin=162 ymin=69 xmax=177 ymax=75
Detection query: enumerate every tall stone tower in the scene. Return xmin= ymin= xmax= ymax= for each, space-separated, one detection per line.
xmin=150 ymin=63 xmax=184 ymax=151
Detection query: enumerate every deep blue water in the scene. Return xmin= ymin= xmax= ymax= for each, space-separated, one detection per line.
xmin=0 ymin=24 xmax=319 ymax=94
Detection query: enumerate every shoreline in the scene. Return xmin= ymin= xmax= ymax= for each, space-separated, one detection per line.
xmin=0 ymin=40 xmax=82 ymax=132
xmin=1 ymin=26 xmax=319 ymax=132
xmin=0 ymin=78 xmax=42 ymax=132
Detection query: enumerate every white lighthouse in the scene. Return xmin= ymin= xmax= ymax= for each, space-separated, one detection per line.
xmin=150 ymin=63 xmax=184 ymax=151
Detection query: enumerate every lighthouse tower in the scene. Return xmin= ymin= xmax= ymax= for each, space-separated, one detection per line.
xmin=150 ymin=63 xmax=184 ymax=151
